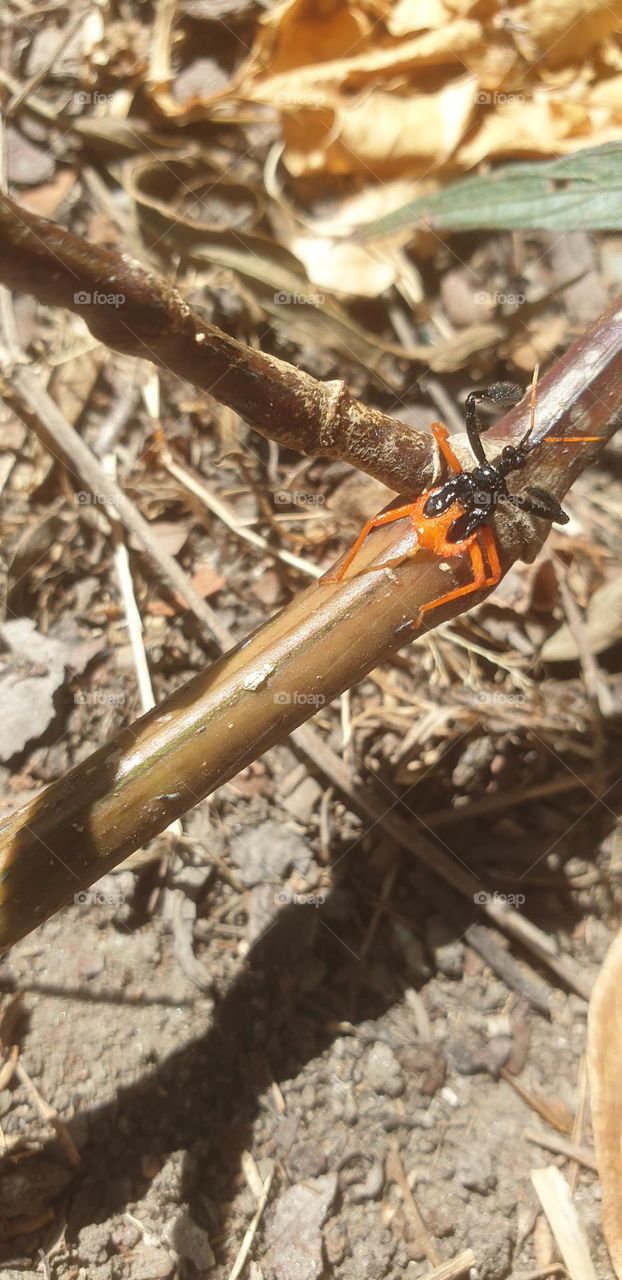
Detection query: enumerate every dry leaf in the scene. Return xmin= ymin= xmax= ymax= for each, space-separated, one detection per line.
xmin=540 ymin=576 xmax=622 ymax=662
xmin=588 ymin=925 xmax=622 ymax=1278
xmin=250 ymin=0 xmax=376 ymax=76
xmin=518 ymin=0 xmax=622 ymax=65
xmin=147 ymin=565 xmax=226 ymax=616
xmin=284 ymin=77 xmax=477 ymax=177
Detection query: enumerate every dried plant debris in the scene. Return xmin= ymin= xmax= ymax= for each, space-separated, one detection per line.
xmin=588 ymin=926 xmax=622 ymax=1279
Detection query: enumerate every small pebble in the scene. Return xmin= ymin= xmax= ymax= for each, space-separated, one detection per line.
xmin=364 ymin=1043 xmax=405 ymax=1098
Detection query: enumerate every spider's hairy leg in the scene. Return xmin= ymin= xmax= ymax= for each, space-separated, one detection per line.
xmin=465 ymin=380 xmax=524 ymax=463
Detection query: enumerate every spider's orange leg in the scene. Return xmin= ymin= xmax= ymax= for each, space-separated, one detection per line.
xmin=523 ymin=365 xmax=599 ymax=445
xmin=478 ymin=523 xmax=502 ymax=585
xmin=327 ymin=502 xmax=417 ymax=583
xmin=431 ymin=421 xmax=463 ymax=475
xmin=412 ymin=526 xmax=502 ymax=631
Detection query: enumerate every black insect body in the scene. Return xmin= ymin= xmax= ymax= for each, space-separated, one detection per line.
xmin=423 ymin=381 xmax=570 ymax=544
xmin=332 ymin=370 xmax=597 ymax=623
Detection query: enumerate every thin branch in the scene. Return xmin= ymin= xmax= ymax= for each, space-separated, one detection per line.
xmin=0 ymin=191 xmax=435 ymax=496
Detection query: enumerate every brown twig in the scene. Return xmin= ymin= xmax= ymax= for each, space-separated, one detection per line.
xmin=0 ymin=191 xmax=435 ymax=496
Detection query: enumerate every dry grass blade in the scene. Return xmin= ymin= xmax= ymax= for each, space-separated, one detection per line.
xmin=587 ymin=925 xmax=622 ymax=1278
xmin=531 ymin=1165 xmax=598 ymax=1280
xmin=421 ymin=1250 xmax=477 ymax=1280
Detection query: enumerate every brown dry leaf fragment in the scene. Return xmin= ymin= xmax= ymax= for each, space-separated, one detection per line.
xmin=588 ymin=925 xmax=622 ymax=1278
xmin=459 ymin=35 xmax=521 ymax=90
xmin=458 ymin=97 xmax=592 ymax=165
xmin=266 ymin=169 xmax=421 ymax=296
xmin=19 ymin=168 xmax=79 ymax=218
xmin=284 ymin=77 xmax=477 ymax=176
xmin=280 ymin=228 xmax=397 ymax=296
xmin=517 ymin=0 xmax=622 ymax=65
xmin=540 ymin=576 xmax=622 ymax=662
xmin=244 ymin=22 xmax=482 ymax=103
xmin=248 ymin=0 xmax=377 ymax=76
xmin=589 ymin=73 xmax=622 ymax=113
xmin=0 ymin=1209 xmax=54 ymax=1241
xmin=49 ymin=348 xmax=103 ymax=426
xmin=387 ymin=0 xmax=451 ymax=35
xmin=149 ymin=521 xmax=189 ymax=559
xmin=147 ymin=565 xmax=226 ymax=615
xmin=191 ymin=564 xmax=227 ymax=599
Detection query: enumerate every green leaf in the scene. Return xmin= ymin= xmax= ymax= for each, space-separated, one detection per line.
xmin=361 ymin=142 xmax=622 ymax=238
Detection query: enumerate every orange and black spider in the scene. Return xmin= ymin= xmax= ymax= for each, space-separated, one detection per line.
xmin=330 ymin=369 xmax=597 ymax=626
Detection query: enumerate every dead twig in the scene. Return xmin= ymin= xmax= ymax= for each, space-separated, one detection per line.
xmin=0 ymin=192 xmax=435 ymax=497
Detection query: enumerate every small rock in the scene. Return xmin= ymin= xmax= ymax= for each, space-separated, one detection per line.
xmin=456 ymin=1148 xmax=497 ymax=1195
xmin=440 ymin=267 xmax=490 ymax=326
xmin=287 ymin=1140 xmax=328 ymax=1180
xmin=76 ymin=948 xmax=105 ymax=980
xmin=0 ymin=1159 xmax=72 ymax=1218
xmin=264 ymin=1173 xmax=337 ymax=1280
xmin=282 ymin=777 xmax=322 ymax=824
xmin=426 ymin=916 xmax=464 ymax=979
xmin=7 ymin=124 xmax=56 ymax=185
xmin=364 ymin=1043 xmax=405 ymax=1098
xmin=166 ymin=1209 xmax=214 ymax=1269
xmin=130 ymin=1246 xmax=176 ymax=1280
xmin=77 ymin=1221 xmax=112 ymax=1263
xmin=229 ymin=820 xmax=311 ymax=888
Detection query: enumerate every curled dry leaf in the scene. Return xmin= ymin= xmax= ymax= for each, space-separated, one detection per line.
xmin=219 ymin=0 xmax=622 ymax=180
xmin=517 ymin=0 xmax=622 ymax=65
xmin=588 ymin=926 xmax=622 ymax=1278
xmin=458 ymin=94 xmax=621 ymax=166
xmin=253 ymin=76 xmax=478 ymax=177
xmin=540 ymin=575 xmax=622 ymax=662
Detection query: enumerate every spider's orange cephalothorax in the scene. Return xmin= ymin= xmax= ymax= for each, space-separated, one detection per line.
xmin=409 ymin=494 xmax=473 ymax=559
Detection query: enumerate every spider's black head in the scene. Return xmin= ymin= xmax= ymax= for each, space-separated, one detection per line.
xmin=498 ymin=442 xmax=530 ymax=475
